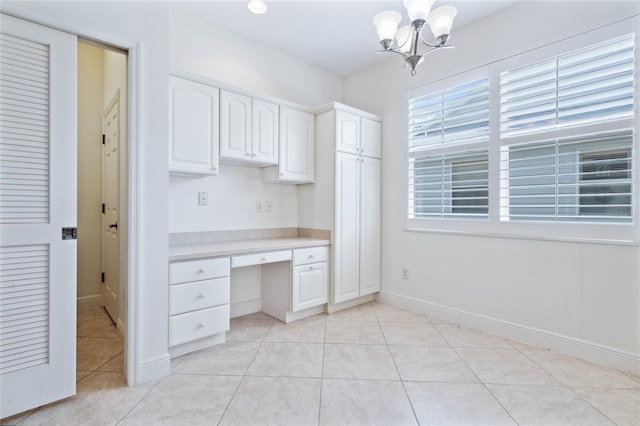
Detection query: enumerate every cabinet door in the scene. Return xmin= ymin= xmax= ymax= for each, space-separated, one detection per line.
xmin=278 ymin=107 xmax=315 ymax=183
xmin=292 ymin=262 xmax=328 ymax=312
xmin=334 ymin=152 xmax=360 ymax=303
xmin=220 ymin=90 xmax=252 ymax=161
xmin=361 ymin=118 xmax=382 ymax=159
xmin=359 ymin=157 xmax=381 ymax=296
xmin=169 ymin=76 xmax=220 ymax=175
xmin=252 ymin=99 xmax=278 ymax=165
xmin=335 ymin=109 xmax=360 ymax=155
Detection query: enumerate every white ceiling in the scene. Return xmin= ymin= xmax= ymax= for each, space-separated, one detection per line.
xmin=173 ymin=0 xmax=519 ymax=77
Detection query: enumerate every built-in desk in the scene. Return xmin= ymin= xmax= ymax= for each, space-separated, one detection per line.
xmin=168 ymin=236 xmax=330 ymax=357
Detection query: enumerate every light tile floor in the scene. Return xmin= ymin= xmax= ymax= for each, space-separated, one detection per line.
xmin=3 ymin=301 xmax=640 ymax=425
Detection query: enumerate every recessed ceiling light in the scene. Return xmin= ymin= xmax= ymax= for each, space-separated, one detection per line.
xmin=247 ymin=0 xmax=267 ymax=15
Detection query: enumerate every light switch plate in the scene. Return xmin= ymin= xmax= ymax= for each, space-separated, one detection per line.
xmin=265 ymin=200 xmax=272 ymax=213
xmin=256 ymin=200 xmax=264 ymax=213
xmin=198 ymin=192 xmax=208 ymax=206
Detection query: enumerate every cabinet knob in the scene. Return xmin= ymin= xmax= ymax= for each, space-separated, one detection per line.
xmin=280 ymin=173 xmax=284 ymax=176
xmin=245 ymin=152 xmax=251 ymax=156
xmin=197 ymin=293 xmax=206 ymax=299
xmin=308 ymin=266 xmax=314 ymax=271
xmin=198 ymin=268 xmax=206 ymax=273
xmin=197 ymin=322 xmax=206 ymax=328
xmin=261 ymin=257 xmax=267 ymax=262
xmin=308 ymin=254 xmax=314 ymax=259
xmin=251 ymin=153 xmax=256 ymax=157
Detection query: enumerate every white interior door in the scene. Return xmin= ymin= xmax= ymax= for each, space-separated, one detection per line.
xmin=102 ymin=91 xmax=120 ymax=323
xmin=0 ymin=13 xmax=77 ymax=418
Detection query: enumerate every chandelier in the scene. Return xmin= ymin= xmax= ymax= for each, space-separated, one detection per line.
xmin=373 ymin=0 xmax=457 ymax=76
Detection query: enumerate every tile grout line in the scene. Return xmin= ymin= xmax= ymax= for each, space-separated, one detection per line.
xmin=216 ymin=317 xmax=276 ymax=425
xmin=317 ymin=312 xmax=328 ymax=426
xmin=374 ymin=302 xmax=421 ymax=426
xmin=434 ymin=323 xmax=522 ymax=426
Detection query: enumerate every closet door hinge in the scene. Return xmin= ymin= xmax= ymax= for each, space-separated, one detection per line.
xmin=101 ymin=272 xmax=105 ymax=283
xmin=102 ymin=134 xmax=105 ymax=145
xmin=102 ymin=203 xmax=105 ymax=214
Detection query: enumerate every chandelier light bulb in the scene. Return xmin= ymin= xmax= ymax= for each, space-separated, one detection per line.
xmin=403 ymin=0 xmax=435 ymax=23
xmin=247 ymin=0 xmax=267 ymax=15
xmin=426 ymin=6 xmax=457 ymax=39
xmin=373 ymin=10 xmax=402 ymax=47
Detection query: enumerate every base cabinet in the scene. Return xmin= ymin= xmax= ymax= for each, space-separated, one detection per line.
xmin=292 ymin=262 xmax=328 ymax=312
xmin=168 ymin=257 xmax=230 ymax=352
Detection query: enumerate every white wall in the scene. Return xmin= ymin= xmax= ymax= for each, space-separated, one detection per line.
xmin=167 ymin=8 xmax=343 ymax=233
xmin=2 ymin=0 xmax=172 ymax=383
xmin=344 ymin=1 xmax=640 ymax=371
xmin=103 ymin=49 xmax=128 ymax=328
xmin=77 ymin=42 xmax=103 ymax=300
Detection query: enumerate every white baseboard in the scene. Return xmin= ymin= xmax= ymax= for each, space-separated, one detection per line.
xmin=230 ymin=299 xmax=261 ymax=319
xmin=376 ymin=291 xmax=640 ymax=375
xmin=77 ymin=294 xmax=102 ymax=304
xmin=168 ymin=332 xmax=226 ymax=358
xmin=284 ymin=305 xmax=325 ymax=323
xmin=327 ymin=294 xmax=375 ymax=313
xmin=137 ymin=353 xmax=171 ymax=384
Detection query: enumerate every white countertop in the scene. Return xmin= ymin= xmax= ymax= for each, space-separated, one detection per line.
xmin=169 ymin=237 xmax=330 ymax=261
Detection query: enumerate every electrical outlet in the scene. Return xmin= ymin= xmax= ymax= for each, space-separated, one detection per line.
xmin=401 ymin=268 xmax=409 ymax=280
xmin=265 ymin=200 xmax=272 ymax=213
xmin=256 ymin=200 xmax=264 ymax=213
xmin=198 ymin=192 xmax=208 ymax=206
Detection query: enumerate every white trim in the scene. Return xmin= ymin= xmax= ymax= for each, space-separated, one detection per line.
xmin=326 ymin=293 xmax=375 ymax=314
xmin=168 ymin=333 xmax=226 ymax=358
xmin=137 ymin=353 xmax=171 ymax=384
xmin=0 ymin=4 xmax=144 ymax=386
xmin=169 ymin=68 xmax=315 ymax=114
xmin=76 ymin=294 xmax=103 ymax=303
xmin=376 ymin=291 xmax=640 ymax=375
xmin=230 ymin=299 xmax=262 ymax=319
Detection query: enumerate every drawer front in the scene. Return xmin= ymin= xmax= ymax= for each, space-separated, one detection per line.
xmin=170 ymin=257 xmax=230 ymax=284
xmin=293 ymin=246 xmax=328 ymax=266
xmin=169 ymin=277 xmax=230 ymax=316
xmin=231 ymin=250 xmax=292 ymax=268
xmin=169 ymin=304 xmax=230 ymax=347
xmin=292 ymin=262 xmax=328 ymax=312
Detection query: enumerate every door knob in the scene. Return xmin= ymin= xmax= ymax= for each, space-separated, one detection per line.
xmin=109 ymin=222 xmax=118 ymax=230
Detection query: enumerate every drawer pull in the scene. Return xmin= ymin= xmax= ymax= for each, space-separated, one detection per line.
xmin=308 ymin=254 xmax=314 ymax=259
xmin=261 ymin=257 xmax=267 ymax=262
xmin=308 ymin=266 xmax=313 ymax=271
xmin=198 ymin=268 xmax=206 ymax=274
xmin=197 ymin=322 xmax=206 ymax=328
xmin=197 ymin=293 xmax=206 ymax=299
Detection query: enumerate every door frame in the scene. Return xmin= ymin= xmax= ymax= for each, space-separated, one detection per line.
xmin=1 ymin=8 xmax=143 ymax=386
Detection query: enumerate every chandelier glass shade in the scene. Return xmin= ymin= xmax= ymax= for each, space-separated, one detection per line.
xmin=373 ymin=0 xmax=457 ymax=75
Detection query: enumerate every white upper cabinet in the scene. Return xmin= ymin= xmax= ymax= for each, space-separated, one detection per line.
xmin=265 ymin=106 xmax=315 ymax=184
xmin=361 ymin=117 xmax=382 ymax=159
xmin=220 ymin=90 xmax=252 ymax=162
xmin=336 ymin=109 xmax=381 ymax=159
xmin=220 ymin=91 xmax=279 ymax=166
xmin=252 ymin=99 xmax=279 ymax=164
xmin=169 ymin=76 xmax=220 ymax=176
xmin=335 ymin=110 xmax=360 ymax=155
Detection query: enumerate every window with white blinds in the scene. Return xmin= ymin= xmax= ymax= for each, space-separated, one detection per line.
xmin=407 ymin=77 xmax=491 ymax=221
xmin=406 ymin=27 xmax=637 ymax=241
xmin=409 ymin=78 xmax=490 ymax=150
xmin=500 ymin=131 xmax=633 ymax=223
xmin=501 ymin=34 xmax=635 ymax=137
xmin=409 ymin=150 xmax=489 ymax=219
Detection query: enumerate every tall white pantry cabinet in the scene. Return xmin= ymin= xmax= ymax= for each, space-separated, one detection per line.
xmin=301 ymin=103 xmax=382 ymax=306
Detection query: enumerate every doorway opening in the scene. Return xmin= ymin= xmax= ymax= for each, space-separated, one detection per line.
xmin=77 ymin=40 xmax=128 ymax=379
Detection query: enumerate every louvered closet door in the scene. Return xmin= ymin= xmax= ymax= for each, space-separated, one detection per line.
xmin=0 ymin=14 xmax=77 ymax=419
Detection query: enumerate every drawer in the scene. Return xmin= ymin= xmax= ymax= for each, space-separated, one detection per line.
xmin=231 ymin=250 xmax=292 ymax=268
xmin=293 ymin=246 xmax=328 ymax=266
xmin=169 ymin=304 xmax=230 ymax=347
xmin=169 ymin=277 xmax=230 ymax=316
xmin=170 ymin=257 xmax=230 ymax=284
